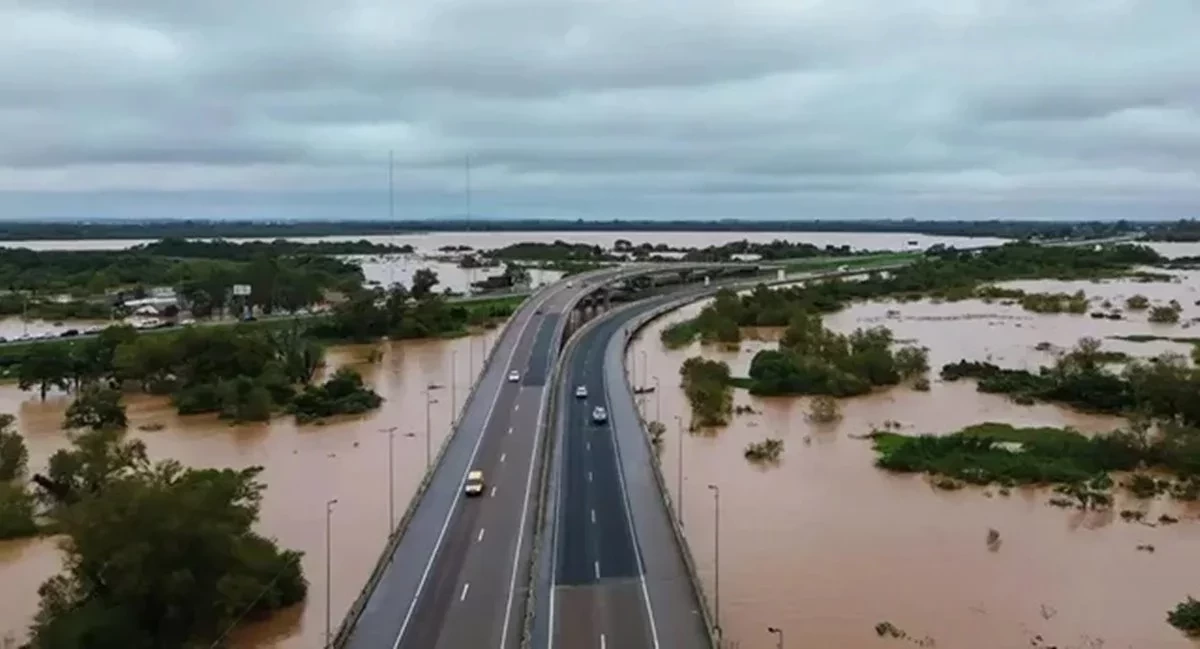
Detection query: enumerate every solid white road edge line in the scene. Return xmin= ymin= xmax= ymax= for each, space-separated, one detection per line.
xmin=497 ymin=294 xmax=564 ymax=649
xmin=601 ymin=334 xmax=663 ymax=649
xmin=389 ymin=287 xmax=557 ymax=649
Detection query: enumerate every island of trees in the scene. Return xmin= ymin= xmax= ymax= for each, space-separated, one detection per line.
xmin=0 ymin=387 xmax=305 ymax=647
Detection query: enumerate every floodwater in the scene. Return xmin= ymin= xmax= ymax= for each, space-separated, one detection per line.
xmin=628 ymin=273 xmax=1200 ymax=649
xmin=0 ymin=328 xmax=502 ymax=648
xmin=0 ymin=231 xmax=1008 ymax=255
xmin=353 ymin=256 xmax=564 ymax=293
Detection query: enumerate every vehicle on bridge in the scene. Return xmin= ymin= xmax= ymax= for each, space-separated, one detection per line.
xmin=464 ymin=470 xmax=485 ymax=496
xmin=591 ymin=406 xmax=608 ymax=423
xmin=507 ymin=370 xmax=521 ymax=382
xmin=575 ymin=385 xmax=588 ymax=398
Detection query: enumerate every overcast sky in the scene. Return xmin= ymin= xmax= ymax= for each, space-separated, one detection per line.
xmin=1 ymin=0 xmax=1198 ymax=221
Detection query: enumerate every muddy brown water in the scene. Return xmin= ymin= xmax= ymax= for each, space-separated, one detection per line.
xmin=628 ymin=274 xmax=1200 ymax=649
xmin=0 ymin=329 xmax=500 ymax=647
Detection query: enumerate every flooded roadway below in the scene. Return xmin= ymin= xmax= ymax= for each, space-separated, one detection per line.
xmin=628 ymin=273 xmax=1200 ymax=649
xmin=0 ymin=328 xmax=501 ymax=648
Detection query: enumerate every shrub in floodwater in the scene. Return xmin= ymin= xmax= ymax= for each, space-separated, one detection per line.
xmin=1150 ymin=304 xmax=1182 ymax=324
xmin=807 ymin=395 xmax=842 ymax=423
xmin=1126 ymin=294 xmax=1151 ymax=310
xmin=646 ymin=421 xmax=666 ymax=457
xmin=1169 ymin=597 xmax=1200 ymax=635
xmin=744 ymin=438 xmax=784 ymax=462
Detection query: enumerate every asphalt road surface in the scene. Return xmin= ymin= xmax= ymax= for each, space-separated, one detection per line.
xmin=546 ymin=292 xmax=711 ymax=649
xmin=344 ymin=284 xmax=559 ymax=649
xmin=343 ymin=272 xmax=623 ymax=649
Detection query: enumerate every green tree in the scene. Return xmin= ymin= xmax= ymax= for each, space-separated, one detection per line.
xmin=894 ymin=346 xmax=930 ymax=379
xmin=29 ymin=461 xmax=306 ymax=649
xmin=0 ymin=482 xmax=38 ymax=540
xmin=0 ymin=414 xmax=28 ymax=481
xmin=46 ymin=428 xmax=148 ymax=501
xmin=112 ymin=334 xmax=177 ymax=393
xmin=1168 ymin=597 xmax=1200 ymax=635
xmin=64 ymin=385 xmax=128 ymax=432
xmin=411 ymin=268 xmax=440 ymax=299
xmin=19 ymin=343 xmax=73 ymax=400
xmin=269 ymin=323 xmax=325 ymax=384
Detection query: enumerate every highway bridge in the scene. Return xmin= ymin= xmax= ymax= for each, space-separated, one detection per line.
xmin=335 ymin=234 xmax=1139 ymax=649
xmin=334 ymin=262 xmax=763 ymax=649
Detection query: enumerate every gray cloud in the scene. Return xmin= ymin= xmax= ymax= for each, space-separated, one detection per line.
xmin=1 ymin=0 xmax=1198 ymax=220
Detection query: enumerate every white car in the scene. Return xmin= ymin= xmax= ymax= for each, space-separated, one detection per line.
xmin=508 ymin=370 xmax=521 ymax=382
xmin=464 ymin=470 xmax=485 ymax=496
xmin=575 ymin=385 xmax=588 ymax=398
xmin=592 ymin=406 xmax=608 ymax=423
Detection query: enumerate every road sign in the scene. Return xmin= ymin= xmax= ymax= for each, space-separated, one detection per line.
xmin=232 ymin=284 xmax=252 ymax=296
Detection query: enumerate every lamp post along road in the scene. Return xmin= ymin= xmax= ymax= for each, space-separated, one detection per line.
xmin=674 ymin=415 xmax=685 ymax=527
xmin=325 ymin=498 xmax=339 ymax=649
xmin=423 ymin=387 xmax=435 ymax=470
xmin=451 ymin=350 xmax=458 ymax=423
xmin=652 ymin=375 xmax=661 ymax=423
xmin=378 ymin=427 xmax=397 ymax=529
xmin=708 ymin=484 xmax=721 ymax=637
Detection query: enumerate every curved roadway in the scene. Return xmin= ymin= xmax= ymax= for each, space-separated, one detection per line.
xmin=343 ymin=272 xmax=617 ymax=649
xmin=539 ymin=291 xmax=715 ymax=649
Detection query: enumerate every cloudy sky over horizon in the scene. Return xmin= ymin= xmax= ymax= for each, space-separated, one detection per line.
xmin=1 ymin=0 xmax=1198 ymax=221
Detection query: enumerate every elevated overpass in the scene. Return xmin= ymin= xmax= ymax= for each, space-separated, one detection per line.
xmin=333 ymin=262 xmax=767 ymax=649
xmin=335 ymin=234 xmax=1134 ymax=649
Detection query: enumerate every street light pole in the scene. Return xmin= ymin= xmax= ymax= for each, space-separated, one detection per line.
xmin=451 ymin=350 xmax=458 ymax=424
xmin=768 ymin=626 xmax=784 ymax=649
xmin=674 ymin=415 xmax=685 ymax=527
xmin=652 ymin=375 xmax=661 ymax=422
xmin=325 ymin=498 xmax=339 ymax=649
xmin=707 ymin=484 xmax=721 ymax=638
xmin=378 ymin=427 xmax=396 ymax=528
xmin=424 ymin=387 xmax=433 ymax=470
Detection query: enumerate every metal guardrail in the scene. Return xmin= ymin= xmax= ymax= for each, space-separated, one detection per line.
xmin=616 ymin=295 xmax=723 ymax=648
xmin=600 ymin=262 xmax=923 ymax=648
xmin=328 ymin=285 xmax=556 ymax=648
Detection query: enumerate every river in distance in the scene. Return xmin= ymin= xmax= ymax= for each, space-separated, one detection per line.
xmin=628 ymin=270 xmax=1200 ymax=649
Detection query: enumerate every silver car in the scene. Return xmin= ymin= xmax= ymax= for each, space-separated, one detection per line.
xmin=591 ymin=406 xmax=608 ymax=423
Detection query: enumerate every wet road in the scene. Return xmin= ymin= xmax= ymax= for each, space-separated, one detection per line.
xmin=344 ymin=280 xmax=578 ymax=649
xmin=547 ymin=292 xmax=713 ymax=649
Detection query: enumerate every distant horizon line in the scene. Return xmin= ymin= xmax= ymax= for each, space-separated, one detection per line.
xmin=1 ymin=216 xmax=1195 ymax=225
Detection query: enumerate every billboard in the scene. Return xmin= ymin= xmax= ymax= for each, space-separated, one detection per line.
xmin=232 ymin=284 xmax=252 ymax=296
